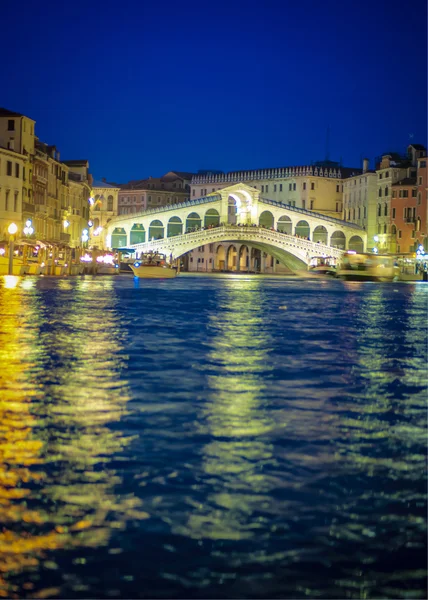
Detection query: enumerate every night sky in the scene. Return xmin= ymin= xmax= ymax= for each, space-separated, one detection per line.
xmin=3 ymin=0 xmax=427 ymax=182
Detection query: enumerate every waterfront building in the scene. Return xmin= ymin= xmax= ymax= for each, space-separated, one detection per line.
xmin=0 ymin=146 xmax=26 ymax=238
xmin=342 ymin=158 xmax=377 ymax=245
xmin=90 ymin=179 xmax=120 ymax=249
xmin=117 ymin=171 xmax=193 ymax=215
xmin=374 ymin=145 xmax=426 ymax=252
xmin=416 ymin=153 xmax=427 ymax=251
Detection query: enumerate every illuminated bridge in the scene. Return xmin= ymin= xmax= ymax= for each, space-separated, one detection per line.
xmin=106 ymin=183 xmax=366 ymax=270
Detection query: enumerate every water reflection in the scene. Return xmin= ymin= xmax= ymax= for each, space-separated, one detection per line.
xmin=0 ymin=277 xmax=141 ymax=598
xmin=179 ymin=279 xmax=276 ymax=541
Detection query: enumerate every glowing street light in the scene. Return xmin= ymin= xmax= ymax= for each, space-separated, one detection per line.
xmin=8 ymin=223 xmax=18 ymax=275
xmin=81 ymin=229 xmax=89 ymax=246
xmin=23 ymin=219 xmax=34 ymax=236
xmin=63 ymin=219 xmax=70 ymax=229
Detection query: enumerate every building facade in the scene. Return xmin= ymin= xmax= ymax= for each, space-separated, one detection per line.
xmin=90 ymin=180 xmax=120 ymax=249
xmin=117 ymin=171 xmax=192 ymax=215
xmin=0 ymin=147 xmax=26 ymax=238
xmin=343 ymin=159 xmax=378 ymax=245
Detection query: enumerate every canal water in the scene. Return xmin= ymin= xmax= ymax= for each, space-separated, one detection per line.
xmin=0 ymin=274 xmax=426 ymax=599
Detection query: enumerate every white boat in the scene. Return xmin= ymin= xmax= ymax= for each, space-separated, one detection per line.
xmin=336 ymin=252 xmax=399 ymax=282
xmin=308 ymin=256 xmax=337 ymax=275
xmin=130 ymin=253 xmax=177 ymax=279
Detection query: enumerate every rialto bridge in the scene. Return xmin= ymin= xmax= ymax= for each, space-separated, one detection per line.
xmin=105 ymin=183 xmax=366 ymax=270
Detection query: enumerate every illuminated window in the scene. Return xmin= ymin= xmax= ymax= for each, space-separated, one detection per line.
xmin=311 ymin=183 xmax=315 ymax=190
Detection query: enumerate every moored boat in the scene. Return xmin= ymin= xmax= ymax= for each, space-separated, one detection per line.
xmin=336 ymin=251 xmax=399 ymax=282
xmin=130 ymin=252 xmax=177 ymax=279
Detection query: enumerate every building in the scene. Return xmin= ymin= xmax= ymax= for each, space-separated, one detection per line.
xmin=416 ymin=153 xmax=427 ymax=251
xmin=191 ymin=161 xmax=361 ymax=218
xmin=90 ymin=180 xmax=120 ymax=249
xmin=117 ymin=171 xmax=193 ymax=215
xmin=0 ymin=146 xmax=26 ymax=239
xmin=343 ymin=159 xmax=377 ymax=245
xmin=374 ymin=145 xmax=425 ymax=252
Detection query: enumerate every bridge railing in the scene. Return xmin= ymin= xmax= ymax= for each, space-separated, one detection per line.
xmin=127 ymin=225 xmax=345 ymax=260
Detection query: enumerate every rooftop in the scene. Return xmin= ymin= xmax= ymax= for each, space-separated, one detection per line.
xmin=0 ymin=107 xmax=35 ymax=121
xmin=392 ymin=177 xmax=417 ymax=186
xmin=92 ymin=179 xmax=118 ymax=189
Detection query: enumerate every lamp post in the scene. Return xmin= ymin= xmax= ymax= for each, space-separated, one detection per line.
xmin=23 ymin=219 xmax=34 ymax=237
xmin=8 ymin=222 xmax=18 ymax=275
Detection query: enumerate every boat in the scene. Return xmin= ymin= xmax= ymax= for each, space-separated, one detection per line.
xmin=130 ymin=252 xmax=177 ymax=278
xmin=308 ymin=256 xmax=337 ymax=275
xmin=336 ymin=251 xmax=399 ymax=282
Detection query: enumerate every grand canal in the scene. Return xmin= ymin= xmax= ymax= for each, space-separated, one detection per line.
xmin=0 ymin=274 xmax=426 ymax=599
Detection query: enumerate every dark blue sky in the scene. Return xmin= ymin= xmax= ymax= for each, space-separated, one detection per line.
xmin=3 ymin=0 xmax=427 ymax=182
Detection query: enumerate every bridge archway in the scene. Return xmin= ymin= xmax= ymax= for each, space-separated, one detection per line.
xmin=313 ymin=225 xmax=328 ymax=245
xmin=277 ymin=215 xmax=292 ymax=234
xmin=330 ymin=230 xmax=346 ymax=249
xmin=259 ymin=210 xmax=274 ymax=228
xmin=167 ymin=216 xmax=182 ymax=237
xmin=130 ymin=224 xmax=146 ymax=244
xmin=348 ymin=235 xmax=364 ymax=253
xmin=227 ymin=245 xmax=237 ymax=271
xmin=149 ymin=219 xmax=164 ymax=240
xmin=186 ymin=212 xmax=202 ymax=232
xmin=204 ymin=208 xmax=220 ymax=228
xmin=295 ymin=220 xmax=310 ymax=238
xmin=216 ymin=245 xmax=226 ymax=270
xmin=111 ymin=227 xmax=127 ymax=248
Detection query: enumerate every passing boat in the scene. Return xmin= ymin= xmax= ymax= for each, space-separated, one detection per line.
xmin=308 ymin=256 xmax=337 ymax=275
xmin=130 ymin=252 xmax=177 ymax=279
xmin=336 ymin=251 xmax=399 ymax=282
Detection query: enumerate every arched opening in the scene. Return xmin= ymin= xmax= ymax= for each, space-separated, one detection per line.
xmin=227 ymin=195 xmax=238 ymax=225
xmin=295 ymin=220 xmax=310 ymax=238
xmin=330 ymin=230 xmax=346 ymax=249
xmin=111 ymin=227 xmax=127 ymax=248
xmin=148 ymin=219 xmax=164 ymax=240
xmin=186 ymin=212 xmax=202 ymax=232
xmin=348 ymin=235 xmax=364 ymax=253
xmin=277 ymin=215 xmax=292 ymax=235
xmin=391 ymin=224 xmax=397 ymax=235
xmin=215 ymin=245 xmax=225 ymax=271
xmin=204 ymin=208 xmax=220 ymax=228
xmin=251 ymin=248 xmax=262 ymax=272
xmin=312 ymin=225 xmax=328 ymax=245
xmin=226 ymin=245 xmax=237 ymax=271
xmin=239 ymin=245 xmax=250 ymax=271
xmin=107 ymin=195 xmax=114 ymax=211
xmin=94 ymin=194 xmax=101 ymax=211
xmin=167 ymin=216 xmax=182 ymax=237
xmin=259 ymin=210 xmax=274 ymax=228
xmin=130 ymin=224 xmax=146 ymax=244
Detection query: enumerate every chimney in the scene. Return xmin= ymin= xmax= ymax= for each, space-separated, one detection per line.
xmin=363 ymin=158 xmax=369 ymax=173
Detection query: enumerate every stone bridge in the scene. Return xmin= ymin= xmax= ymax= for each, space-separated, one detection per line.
xmin=105 ymin=183 xmax=366 ymax=269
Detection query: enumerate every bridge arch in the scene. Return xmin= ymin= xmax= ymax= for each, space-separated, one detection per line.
xmin=204 ymin=208 xmax=220 ymax=228
xmin=239 ymin=244 xmax=250 ymax=270
xmin=111 ymin=227 xmax=127 ymax=248
xmin=149 ymin=219 xmax=164 ymax=240
xmin=226 ymin=245 xmax=238 ymax=270
xmin=130 ymin=224 xmax=146 ymax=244
xmin=215 ymin=245 xmax=226 ymax=270
xmin=167 ymin=216 xmax=183 ymax=237
xmin=312 ymin=225 xmax=328 ymax=245
xmin=348 ymin=234 xmax=364 ymax=253
xmin=259 ymin=210 xmax=274 ymax=228
xmin=295 ymin=220 xmax=310 ymax=238
xmin=330 ymin=230 xmax=346 ymax=249
xmin=186 ymin=212 xmax=202 ymax=232
xmin=277 ymin=215 xmax=292 ymax=234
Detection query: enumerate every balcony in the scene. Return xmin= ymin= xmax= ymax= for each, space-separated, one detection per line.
xmin=405 ymin=217 xmax=416 ymax=224
xmin=33 ymin=173 xmax=48 ymax=185
xmin=22 ymin=202 xmax=35 ymax=214
xmin=60 ymin=232 xmax=70 ymax=242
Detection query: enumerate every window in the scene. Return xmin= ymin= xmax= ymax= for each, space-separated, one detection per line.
xmin=392 ymin=208 xmax=396 ymax=219
xmin=379 ymin=188 xmax=382 ymax=197
xmin=392 ymin=190 xmax=396 ymax=197
xmin=348 ymin=209 xmax=351 ymax=220
xmin=311 ymin=183 xmax=315 ymax=190
xmin=336 ymin=202 xmax=339 ymax=212
xmin=209 ymin=244 xmax=214 ymax=252
xmin=336 ymin=184 xmax=340 ymax=192
xmin=385 ymin=171 xmax=389 ymax=177
xmin=391 ymin=225 xmax=397 ymax=235
xmin=402 ymin=190 xmax=408 ymax=198
xmin=411 ymin=230 xmax=415 ymax=238
xmin=358 ymin=207 xmax=361 ymax=219
xmin=8 ymin=119 xmax=15 ymax=131
xmin=274 ymin=184 xmax=277 ymax=192
xmin=353 ymin=208 xmax=355 ymax=220
xmin=148 ymin=195 xmax=151 ymax=202
xmin=14 ymin=192 xmax=18 ymax=212
xmin=364 ymin=206 xmax=367 ymax=218
xmin=385 ymin=186 xmax=388 ymax=196
xmin=377 ymin=204 xmax=381 ymax=216
xmin=15 ymin=163 xmax=19 ymax=178
xmin=289 ymin=183 xmax=292 ymax=191
xmin=310 ymin=200 xmax=314 ymax=209
xmin=418 ymin=192 xmax=421 ymax=205
xmin=303 ymin=182 xmax=306 ymax=190
xmin=379 ymin=173 xmax=383 ymax=179
xmin=412 ymin=189 xmax=417 ymax=197
xmin=7 ymin=161 xmax=12 ymax=176
xmin=5 ymin=190 xmax=9 ymax=211
xmin=192 ymin=189 xmax=195 ymax=196
xmin=398 ymin=230 xmax=402 ymax=238
xmin=266 ymin=185 xmax=269 ymax=193
xmin=416 ymin=218 xmax=421 ymax=232
xmin=420 ymin=161 xmax=426 ymax=168
xmin=293 ymin=183 xmax=296 ymax=191
xmin=384 ymin=224 xmax=387 ymax=234
xmin=279 ymin=184 xmax=282 ymax=191
xmin=212 ymin=188 xmax=215 ymax=192
xmin=384 ymin=203 xmax=388 ymax=216
xmin=302 ymin=200 xmax=306 ymax=209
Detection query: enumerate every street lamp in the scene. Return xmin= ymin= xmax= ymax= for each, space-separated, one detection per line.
xmin=8 ymin=222 xmax=18 ymax=275
xmin=81 ymin=228 xmax=89 ymax=246
xmin=23 ymin=219 xmax=34 ymax=236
